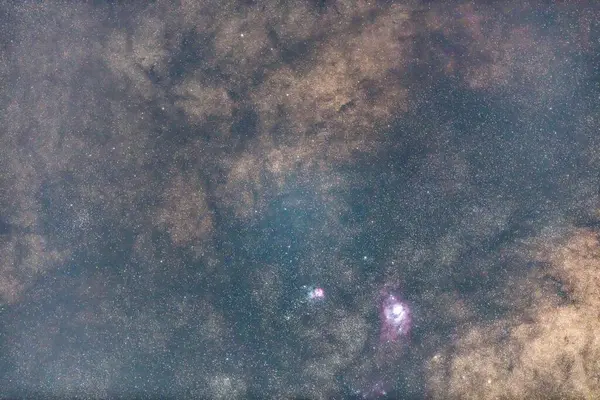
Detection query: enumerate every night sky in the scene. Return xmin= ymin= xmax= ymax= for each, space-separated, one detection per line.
xmin=0 ymin=1 xmax=599 ymax=399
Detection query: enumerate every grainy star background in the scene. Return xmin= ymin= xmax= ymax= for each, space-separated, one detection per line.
xmin=0 ymin=1 xmax=599 ymax=399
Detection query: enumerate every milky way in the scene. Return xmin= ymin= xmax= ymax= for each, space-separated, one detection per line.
xmin=0 ymin=1 xmax=598 ymax=399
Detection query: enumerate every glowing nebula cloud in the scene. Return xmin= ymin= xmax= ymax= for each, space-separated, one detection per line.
xmin=346 ymin=287 xmax=413 ymax=398
xmin=379 ymin=289 xmax=412 ymax=343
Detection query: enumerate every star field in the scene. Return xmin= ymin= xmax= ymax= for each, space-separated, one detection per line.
xmin=0 ymin=1 xmax=599 ymax=399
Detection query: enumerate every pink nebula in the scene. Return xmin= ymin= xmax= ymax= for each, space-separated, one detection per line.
xmin=379 ymin=290 xmax=411 ymax=343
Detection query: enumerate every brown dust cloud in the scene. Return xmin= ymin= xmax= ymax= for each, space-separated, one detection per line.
xmin=0 ymin=1 xmax=599 ymax=399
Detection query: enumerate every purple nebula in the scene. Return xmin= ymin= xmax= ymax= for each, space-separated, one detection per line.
xmin=358 ymin=378 xmax=393 ymax=399
xmin=379 ymin=290 xmax=411 ymax=343
xmin=344 ymin=286 xmax=413 ymax=398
